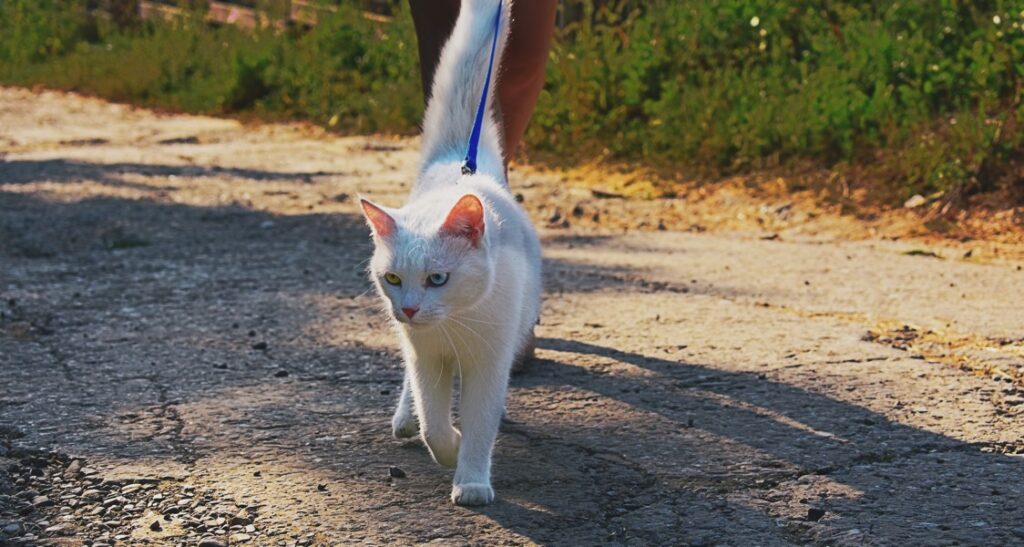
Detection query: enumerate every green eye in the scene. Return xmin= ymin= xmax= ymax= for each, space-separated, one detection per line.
xmin=426 ymin=273 xmax=449 ymax=287
xmin=383 ymin=272 xmax=402 ymax=286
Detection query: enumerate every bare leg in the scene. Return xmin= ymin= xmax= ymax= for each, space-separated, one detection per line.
xmin=496 ymin=0 xmax=557 ymax=159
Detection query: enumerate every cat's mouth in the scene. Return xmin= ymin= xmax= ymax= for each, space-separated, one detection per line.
xmin=394 ymin=313 xmax=436 ymax=327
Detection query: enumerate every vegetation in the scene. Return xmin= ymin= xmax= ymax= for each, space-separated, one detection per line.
xmin=2 ymin=0 xmax=1022 ymax=202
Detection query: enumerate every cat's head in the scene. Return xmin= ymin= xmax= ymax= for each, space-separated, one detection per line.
xmin=359 ymin=194 xmax=493 ymax=326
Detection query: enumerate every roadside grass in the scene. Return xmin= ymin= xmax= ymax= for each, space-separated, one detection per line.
xmin=1 ymin=0 xmax=1022 ymax=206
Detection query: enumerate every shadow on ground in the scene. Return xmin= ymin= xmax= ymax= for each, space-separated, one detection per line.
xmin=2 ymin=160 xmax=1022 ymax=545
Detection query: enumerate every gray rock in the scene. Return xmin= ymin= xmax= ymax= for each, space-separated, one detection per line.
xmin=3 ymin=522 xmax=23 ymax=535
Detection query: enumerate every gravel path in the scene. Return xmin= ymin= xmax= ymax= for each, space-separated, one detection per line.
xmin=2 ymin=87 xmax=1023 ymax=546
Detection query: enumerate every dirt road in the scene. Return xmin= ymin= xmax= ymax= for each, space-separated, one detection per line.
xmin=2 ymin=87 xmax=1023 ymax=546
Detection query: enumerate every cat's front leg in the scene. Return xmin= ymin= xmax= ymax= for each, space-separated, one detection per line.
xmin=391 ymin=372 xmax=418 ymax=438
xmin=451 ymin=359 xmax=510 ymax=506
xmin=408 ymin=358 xmax=460 ymax=468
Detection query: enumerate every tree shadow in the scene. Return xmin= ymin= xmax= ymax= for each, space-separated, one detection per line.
xmin=0 ymin=158 xmax=341 ymax=186
xmin=3 ymin=184 xmax=1022 ymax=545
xmin=468 ymin=337 xmax=1024 ymax=545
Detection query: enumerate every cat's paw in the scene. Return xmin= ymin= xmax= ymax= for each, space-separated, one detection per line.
xmin=391 ymin=412 xmax=418 ymax=439
xmin=424 ymin=429 xmax=460 ymax=468
xmin=451 ymin=482 xmax=494 ymax=506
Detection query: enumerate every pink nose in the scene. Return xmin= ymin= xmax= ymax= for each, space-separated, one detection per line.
xmin=402 ymin=307 xmax=418 ymax=319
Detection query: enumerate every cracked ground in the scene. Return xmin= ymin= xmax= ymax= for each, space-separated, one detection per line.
xmin=1 ymin=87 xmax=1023 ymax=546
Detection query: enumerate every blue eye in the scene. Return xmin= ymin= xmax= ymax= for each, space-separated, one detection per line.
xmin=426 ymin=273 xmax=449 ymax=287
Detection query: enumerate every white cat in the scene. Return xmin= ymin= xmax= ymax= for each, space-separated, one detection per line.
xmin=358 ymin=0 xmax=541 ymax=506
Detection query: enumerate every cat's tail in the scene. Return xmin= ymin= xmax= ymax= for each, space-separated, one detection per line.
xmin=418 ymin=0 xmax=511 ymax=179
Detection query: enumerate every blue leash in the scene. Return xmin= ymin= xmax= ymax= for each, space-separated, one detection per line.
xmin=461 ymin=0 xmax=502 ymax=176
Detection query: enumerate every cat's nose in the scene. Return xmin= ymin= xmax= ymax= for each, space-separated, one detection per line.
xmin=402 ymin=307 xmax=418 ymax=319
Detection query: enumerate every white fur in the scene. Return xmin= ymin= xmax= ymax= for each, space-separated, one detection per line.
xmin=359 ymin=0 xmax=541 ymax=506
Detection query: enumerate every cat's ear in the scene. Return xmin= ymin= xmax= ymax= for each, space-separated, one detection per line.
xmin=359 ymin=198 xmax=396 ymax=239
xmin=440 ymin=194 xmax=485 ymax=247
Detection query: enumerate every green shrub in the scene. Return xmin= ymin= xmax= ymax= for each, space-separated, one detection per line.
xmin=1 ymin=0 xmax=1022 ymax=201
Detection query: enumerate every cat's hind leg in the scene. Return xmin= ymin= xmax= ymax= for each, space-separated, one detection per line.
xmin=391 ymin=372 xmax=418 ymax=439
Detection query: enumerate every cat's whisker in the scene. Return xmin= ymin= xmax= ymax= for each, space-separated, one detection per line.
xmin=446 ymin=319 xmax=480 ymax=364
xmin=432 ymin=325 xmax=446 ymax=388
xmin=448 ymin=316 xmax=498 ymax=359
xmin=439 ymin=323 xmax=464 ymax=385
xmin=452 ymin=314 xmax=503 ymax=326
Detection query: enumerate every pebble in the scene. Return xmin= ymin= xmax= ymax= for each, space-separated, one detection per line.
xmin=150 ymin=520 xmax=162 ymax=532
xmin=103 ymin=496 xmax=127 ymax=507
xmin=198 ymin=538 xmax=228 ymax=547
xmin=231 ymin=533 xmax=253 ymax=542
xmin=388 ymin=467 xmax=406 ymax=479
xmin=31 ymin=495 xmax=51 ymax=507
xmin=44 ymin=523 xmax=71 ymax=535
xmin=3 ymin=523 xmax=23 ymax=535
xmin=807 ymin=508 xmax=826 ymax=522
xmin=64 ymin=460 xmax=82 ymax=476
xmin=231 ymin=511 xmax=252 ymax=526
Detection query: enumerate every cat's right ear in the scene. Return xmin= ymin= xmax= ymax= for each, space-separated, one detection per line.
xmin=359 ymin=198 xmax=396 ymax=239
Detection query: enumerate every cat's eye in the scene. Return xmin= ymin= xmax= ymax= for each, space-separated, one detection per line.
xmin=426 ymin=272 xmax=449 ymax=287
xmin=383 ymin=272 xmax=402 ymax=286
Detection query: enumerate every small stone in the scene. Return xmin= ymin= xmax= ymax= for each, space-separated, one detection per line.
xmin=388 ymin=467 xmax=406 ymax=479
xmin=252 ymin=341 xmax=268 ymax=351
xmin=150 ymin=520 xmax=162 ymax=532
xmin=807 ymin=508 xmax=826 ymax=522
xmin=121 ymin=484 xmax=142 ymax=494
xmin=64 ymin=460 xmax=82 ymax=477
xmin=3 ymin=522 xmax=22 ymax=535
xmin=230 ymin=512 xmax=252 ymax=526
xmin=231 ymin=533 xmax=252 ymax=542
xmin=104 ymin=496 xmax=127 ymax=507
xmin=317 ymin=483 xmax=327 ymax=491
xmin=245 ymin=524 xmax=255 ymax=533
xmin=274 ymin=369 xmax=288 ymax=378
xmin=45 ymin=523 xmax=71 ymax=535
xmin=31 ymin=495 xmax=51 ymax=507
xmin=82 ymin=489 xmax=102 ymax=499
xmin=198 ymin=538 xmax=228 ymax=547
xmin=904 ymin=194 xmax=927 ymax=208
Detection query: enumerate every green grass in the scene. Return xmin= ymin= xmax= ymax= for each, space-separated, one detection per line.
xmin=2 ymin=0 xmax=1022 ymax=203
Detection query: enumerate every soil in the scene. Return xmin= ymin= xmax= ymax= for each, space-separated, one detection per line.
xmin=2 ymin=87 xmax=1023 ymax=546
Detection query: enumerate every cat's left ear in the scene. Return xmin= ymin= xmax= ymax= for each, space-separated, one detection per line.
xmin=440 ymin=194 xmax=485 ymax=247
xmin=359 ymin=198 xmax=396 ymax=239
